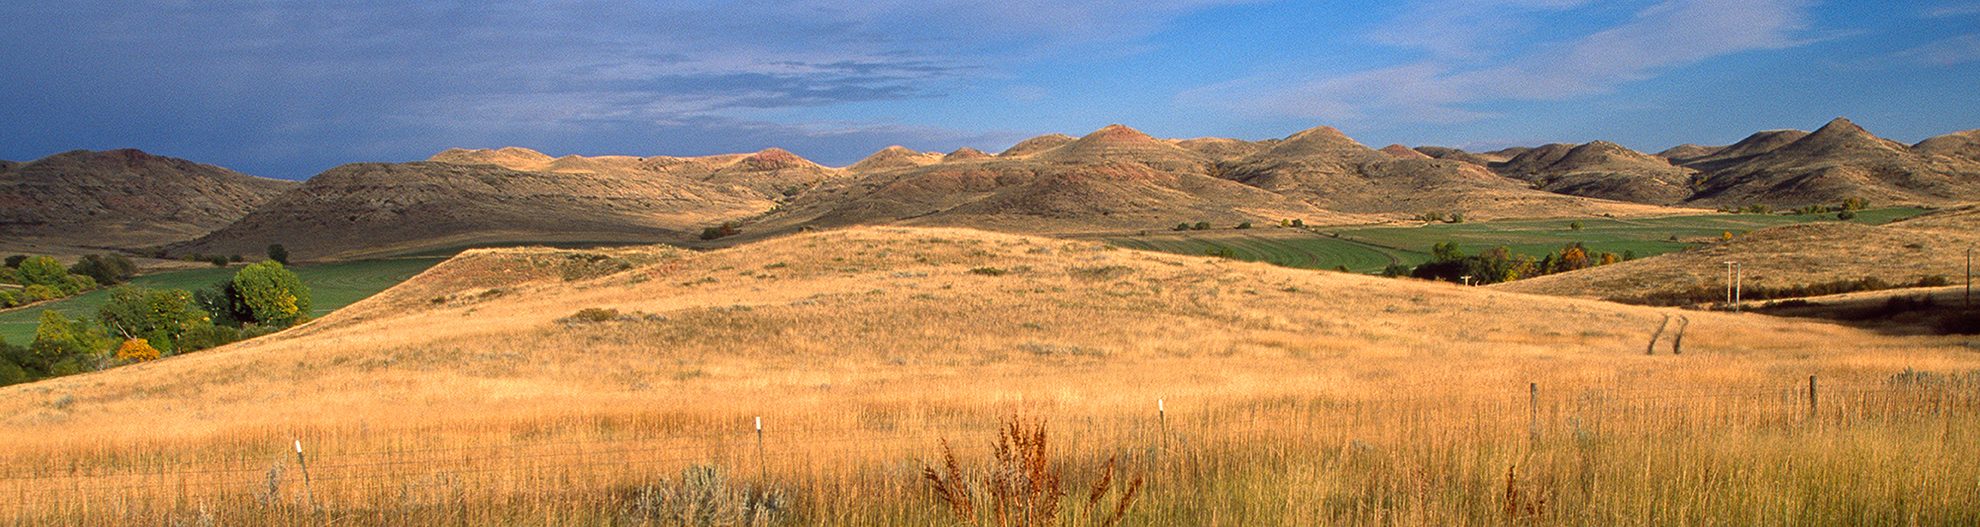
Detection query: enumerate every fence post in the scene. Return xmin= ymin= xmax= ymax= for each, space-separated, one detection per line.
xmin=294 ymin=439 xmax=315 ymax=513
xmin=1528 ymin=383 xmax=1539 ymax=448
xmin=754 ymin=416 xmax=766 ymax=483
xmin=1807 ymin=375 xmax=1818 ymax=420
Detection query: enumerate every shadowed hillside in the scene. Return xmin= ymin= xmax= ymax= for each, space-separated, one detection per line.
xmin=0 ymin=149 xmax=295 ymax=250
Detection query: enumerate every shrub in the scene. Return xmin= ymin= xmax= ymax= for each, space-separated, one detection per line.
xmin=68 ymin=254 xmax=136 ymax=285
xmin=564 ymin=307 xmax=622 ymax=323
xmin=1171 ymin=223 xmax=1189 ymax=231
xmin=114 ymin=338 xmax=161 ymax=362
xmin=59 ymin=274 xmax=97 ymax=296
xmin=2 ymin=255 xmax=24 ymax=268
xmin=1291 ymin=219 xmax=1304 ymax=228
xmin=205 ymin=255 xmax=230 ymax=267
xmin=266 ymin=244 xmax=289 ymax=265
xmin=1192 ymin=221 xmax=1211 ymax=231
xmin=21 ymin=285 xmax=59 ymax=303
xmin=177 ymin=324 xmax=242 ymax=352
xmin=619 ymin=465 xmax=788 ymax=526
xmin=1568 ymin=221 xmax=1584 ymax=231
xmin=15 ymin=256 xmax=68 ymax=289
xmin=1837 ymin=209 xmax=1857 ymax=220
xmin=1235 ymin=221 xmax=1252 ymax=230
xmin=1447 ymin=212 xmax=1465 ymax=224
xmin=1380 ymin=263 xmax=1412 ymax=277
xmin=968 ymin=267 xmax=1008 ymax=276
xmin=231 ymin=261 xmax=312 ymax=328
xmin=0 ymin=290 xmax=15 ymax=308
xmin=923 ymin=418 xmax=1142 ymax=527
xmin=700 ymin=222 xmax=742 ymax=241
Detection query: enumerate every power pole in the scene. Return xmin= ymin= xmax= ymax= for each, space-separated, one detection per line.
xmin=1723 ymin=261 xmax=1736 ymax=308
xmin=1734 ymin=262 xmax=1743 ymax=309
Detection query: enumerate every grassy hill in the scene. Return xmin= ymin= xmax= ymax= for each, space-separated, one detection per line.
xmin=1494 ymin=206 xmax=1977 ymax=302
xmin=1 ymin=227 xmax=1974 ymax=524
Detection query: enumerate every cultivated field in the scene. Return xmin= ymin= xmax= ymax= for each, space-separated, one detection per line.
xmin=1104 ymin=208 xmax=1928 ymax=274
xmin=0 ymin=258 xmax=442 ymax=345
xmin=0 ymin=227 xmax=1974 ymax=524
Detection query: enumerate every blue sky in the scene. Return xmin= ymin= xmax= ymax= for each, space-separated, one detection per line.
xmin=2 ymin=0 xmax=1977 ymax=179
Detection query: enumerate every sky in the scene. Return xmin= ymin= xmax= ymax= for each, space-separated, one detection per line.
xmin=2 ymin=0 xmax=1978 ymax=179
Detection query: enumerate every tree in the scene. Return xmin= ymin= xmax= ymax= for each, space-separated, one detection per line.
xmin=0 ymin=290 xmax=16 ymax=308
xmin=27 ymin=311 xmax=108 ymax=377
xmin=1192 ymin=221 xmax=1211 ymax=231
xmin=98 ymin=286 xmax=211 ymax=354
xmin=1291 ymin=219 xmax=1305 ymax=228
xmin=69 ymin=254 xmax=137 ymax=285
xmin=1236 ymin=221 xmax=1252 ymax=230
xmin=1837 ymin=209 xmax=1858 ymax=221
xmin=1172 ymin=223 xmax=1190 ymax=231
xmin=231 ymin=261 xmax=312 ymax=328
xmin=59 ymin=274 xmax=97 ymax=296
xmin=1430 ymin=242 xmax=1465 ymax=263
xmin=16 ymin=256 xmax=69 ymax=289
xmin=0 ymin=337 xmax=28 ymax=385
xmin=267 ymin=244 xmax=290 ymax=265
xmin=3 ymin=255 xmax=25 ymax=268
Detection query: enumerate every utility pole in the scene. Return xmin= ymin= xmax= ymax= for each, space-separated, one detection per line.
xmin=1735 ymin=262 xmax=1744 ymax=308
xmin=1723 ymin=261 xmax=1736 ymax=308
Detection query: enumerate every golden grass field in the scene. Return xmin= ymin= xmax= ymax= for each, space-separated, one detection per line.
xmin=1 ymin=227 xmax=1976 ymax=525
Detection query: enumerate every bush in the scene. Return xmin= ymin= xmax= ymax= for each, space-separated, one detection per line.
xmin=2 ymin=255 xmax=25 ymax=268
xmin=1172 ymin=223 xmax=1190 ymax=231
xmin=231 ymin=261 xmax=312 ymax=328
xmin=0 ymin=290 xmax=16 ymax=308
xmin=68 ymin=254 xmax=136 ymax=285
xmin=1192 ymin=221 xmax=1211 ymax=231
xmin=968 ymin=267 xmax=1008 ymax=276
xmin=15 ymin=256 xmax=68 ymax=289
xmin=177 ymin=324 xmax=242 ymax=352
xmin=1380 ymin=263 xmax=1412 ymax=277
xmin=114 ymin=338 xmax=161 ymax=362
xmin=59 ymin=274 xmax=97 ymax=296
xmin=700 ymin=222 xmax=742 ymax=241
xmin=563 ymin=307 xmax=622 ymax=323
xmin=1291 ymin=219 xmax=1305 ymax=228
xmin=266 ymin=244 xmax=289 ymax=265
xmin=1235 ymin=221 xmax=1252 ymax=230
xmin=205 ymin=255 xmax=230 ymax=267
xmin=21 ymin=285 xmax=59 ymax=303
xmin=1568 ymin=221 xmax=1583 ymax=231
xmin=1837 ymin=209 xmax=1857 ymax=221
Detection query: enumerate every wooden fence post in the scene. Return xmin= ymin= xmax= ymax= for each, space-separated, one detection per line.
xmin=1528 ymin=383 xmax=1539 ymax=448
xmin=754 ymin=416 xmax=766 ymax=483
xmin=294 ymin=439 xmax=315 ymax=513
xmin=1807 ymin=375 xmax=1818 ymax=420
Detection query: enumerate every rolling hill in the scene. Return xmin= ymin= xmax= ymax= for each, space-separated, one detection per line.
xmin=1220 ymin=126 xmax=1684 ymax=219
xmin=1492 ymin=141 xmax=1697 ymax=204
xmin=169 ymin=161 xmax=774 ymax=261
xmin=749 ymin=125 xmax=1358 ymax=233
xmin=5 ymin=226 xmax=1957 ymax=437
xmin=0 ymin=149 xmax=295 ymax=250
xmin=1685 ymin=118 xmax=1980 ymax=207
xmin=1493 ymin=206 xmax=1980 ymax=302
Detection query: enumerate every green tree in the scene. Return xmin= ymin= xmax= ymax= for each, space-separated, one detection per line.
xmin=232 ymin=261 xmax=312 ymax=327
xmin=69 ymin=254 xmax=137 ymax=285
xmin=97 ymin=286 xmax=212 ymax=354
xmin=16 ymin=256 xmax=68 ymax=289
xmin=0 ymin=337 xmax=28 ymax=385
xmin=267 ymin=244 xmax=290 ymax=265
xmin=27 ymin=311 xmax=108 ymax=377
xmin=1430 ymin=241 xmax=1465 ymax=263
xmin=3 ymin=255 xmax=25 ymax=268
xmin=59 ymin=274 xmax=97 ymax=296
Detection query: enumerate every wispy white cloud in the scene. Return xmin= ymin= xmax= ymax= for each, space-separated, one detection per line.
xmin=1181 ymin=0 xmax=1816 ymax=124
xmin=1895 ymin=34 xmax=1980 ymax=66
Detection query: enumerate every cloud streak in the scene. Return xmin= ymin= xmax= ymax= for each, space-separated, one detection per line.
xmin=1182 ymin=0 xmax=1816 ymax=124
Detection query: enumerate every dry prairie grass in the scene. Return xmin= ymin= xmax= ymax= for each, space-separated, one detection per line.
xmin=0 ymin=227 xmax=1975 ymax=524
